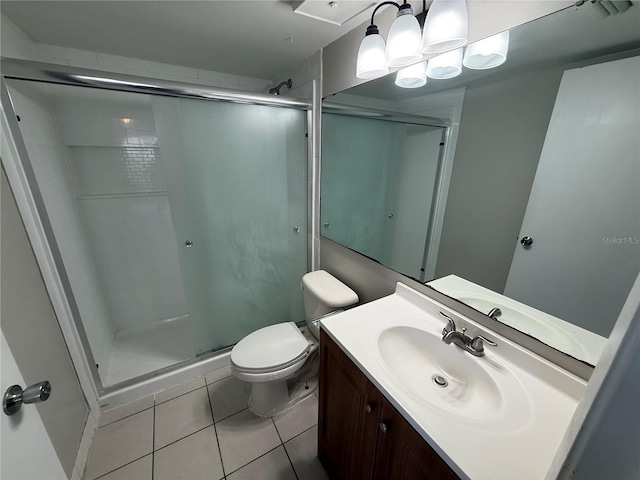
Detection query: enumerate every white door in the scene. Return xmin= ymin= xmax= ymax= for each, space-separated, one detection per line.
xmin=1 ymin=169 xmax=89 ymax=479
xmin=504 ymin=57 xmax=640 ymax=337
xmin=1 ymin=332 xmax=67 ymax=480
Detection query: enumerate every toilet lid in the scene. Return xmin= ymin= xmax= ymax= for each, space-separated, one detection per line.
xmin=231 ymin=322 xmax=310 ymax=371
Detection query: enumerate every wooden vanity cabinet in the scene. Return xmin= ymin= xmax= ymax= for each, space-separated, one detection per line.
xmin=318 ymin=329 xmax=381 ymax=480
xmin=318 ymin=329 xmax=459 ymax=480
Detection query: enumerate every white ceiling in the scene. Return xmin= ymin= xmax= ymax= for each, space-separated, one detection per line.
xmin=1 ymin=0 xmax=378 ymax=80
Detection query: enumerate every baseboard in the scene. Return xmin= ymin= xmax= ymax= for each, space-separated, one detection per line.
xmin=98 ymin=350 xmax=231 ymax=409
xmin=72 ymin=411 xmax=98 ymax=480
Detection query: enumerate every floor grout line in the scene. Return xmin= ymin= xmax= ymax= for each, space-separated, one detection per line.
xmin=272 ymin=416 xmax=299 ymax=480
xmin=154 ymin=382 xmax=207 ymax=407
xmin=204 ymin=371 xmax=233 ymax=386
xmin=91 ymin=453 xmax=152 ymax=480
xmin=214 ymin=406 xmax=250 ymax=425
xmin=153 ymin=423 xmax=214 ymax=453
xmin=283 ymin=422 xmax=318 ymax=446
xmin=206 ymin=384 xmax=226 ymax=479
xmin=223 ymin=444 xmax=285 ymax=478
xmin=98 ymin=404 xmax=154 ymax=428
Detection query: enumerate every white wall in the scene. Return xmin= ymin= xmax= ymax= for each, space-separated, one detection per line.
xmin=435 ymin=66 xmax=563 ymax=292
xmin=270 ymin=50 xmax=322 ymax=100
xmin=1 ymin=15 xmax=271 ymax=93
xmin=550 ymin=275 xmax=640 ymax=479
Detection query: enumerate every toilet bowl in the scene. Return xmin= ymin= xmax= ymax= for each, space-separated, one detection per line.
xmin=230 ymin=270 xmax=358 ymax=417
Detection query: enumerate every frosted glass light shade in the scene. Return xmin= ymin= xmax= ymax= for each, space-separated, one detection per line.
xmin=395 ymin=61 xmax=427 ymax=88
xmin=463 ymin=30 xmax=510 ymax=70
xmin=385 ymin=12 xmax=423 ymax=68
xmin=426 ymin=48 xmax=463 ymax=79
xmin=422 ymin=0 xmax=468 ymax=54
xmin=356 ymin=33 xmax=389 ymax=79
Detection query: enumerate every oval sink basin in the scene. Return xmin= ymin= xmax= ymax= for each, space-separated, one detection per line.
xmin=377 ymin=326 xmax=524 ymax=424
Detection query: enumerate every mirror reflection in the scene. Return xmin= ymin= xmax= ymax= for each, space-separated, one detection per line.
xmin=322 ymin=112 xmax=446 ymax=281
xmin=321 ymin=4 xmax=640 ymax=365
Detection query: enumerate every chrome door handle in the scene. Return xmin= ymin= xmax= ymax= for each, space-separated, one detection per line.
xmin=3 ymin=381 xmax=51 ymax=416
xmin=185 ymin=240 xmax=193 ymax=248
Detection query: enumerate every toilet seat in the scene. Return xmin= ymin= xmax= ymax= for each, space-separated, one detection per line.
xmin=231 ymin=322 xmax=311 ymax=374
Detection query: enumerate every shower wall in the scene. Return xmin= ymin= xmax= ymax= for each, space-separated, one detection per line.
xmin=6 ymin=80 xmax=115 ymax=371
xmin=48 ymin=89 xmax=188 ymax=332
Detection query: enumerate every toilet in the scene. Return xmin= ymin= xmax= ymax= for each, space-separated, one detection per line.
xmin=230 ymin=270 xmax=358 ymax=417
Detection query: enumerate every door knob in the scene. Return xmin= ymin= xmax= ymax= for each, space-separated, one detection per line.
xmin=364 ymin=404 xmax=373 ymax=414
xmin=3 ymin=381 xmax=51 ymax=416
xmin=379 ymin=423 xmax=388 ymax=433
xmin=185 ymin=240 xmax=193 ymax=248
xmin=520 ymin=236 xmax=533 ymax=246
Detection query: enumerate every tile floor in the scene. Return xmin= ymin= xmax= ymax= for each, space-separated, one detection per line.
xmin=86 ymin=365 xmax=328 ymax=480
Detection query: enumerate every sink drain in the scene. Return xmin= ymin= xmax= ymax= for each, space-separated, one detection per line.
xmin=432 ymin=375 xmax=448 ymax=388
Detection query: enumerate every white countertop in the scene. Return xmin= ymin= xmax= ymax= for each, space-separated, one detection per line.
xmin=321 ymin=283 xmax=586 ymax=480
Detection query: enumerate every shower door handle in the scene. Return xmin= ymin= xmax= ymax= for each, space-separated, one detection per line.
xmin=520 ymin=236 xmax=533 ymax=246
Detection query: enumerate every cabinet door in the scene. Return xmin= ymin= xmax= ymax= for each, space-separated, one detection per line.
xmin=374 ymin=398 xmax=459 ymax=480
xmin=318 ymin=330 xmax=381 ymax=480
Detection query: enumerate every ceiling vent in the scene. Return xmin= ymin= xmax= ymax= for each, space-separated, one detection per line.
xmin=292 ymin=1 xmax=377 ymax=26
xmin=577 ymin=0 xmax=634 ymax=17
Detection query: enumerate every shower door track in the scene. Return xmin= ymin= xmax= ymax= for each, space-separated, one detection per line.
xmin=1 ymin=58 xmax=315 ymax=403
xmin=1 ymin=58 xmax=312 ymax=109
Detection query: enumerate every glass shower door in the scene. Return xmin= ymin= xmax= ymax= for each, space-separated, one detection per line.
xmin=152 ymin=98 xmax=307 ymax=355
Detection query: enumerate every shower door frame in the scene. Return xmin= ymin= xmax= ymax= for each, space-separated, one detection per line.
xmin=0 ymin=58 xmax=316 ymax=404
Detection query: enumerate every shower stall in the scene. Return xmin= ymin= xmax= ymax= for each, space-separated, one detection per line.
xmin=1 ymin=60 xmax=311 ymax=392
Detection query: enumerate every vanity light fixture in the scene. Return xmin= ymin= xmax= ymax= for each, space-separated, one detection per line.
xmin=426 ymin=47 xmax=462 ymax=79
xmin=422 ymin=0 xmax=468 ymax=53
xmin=463 ymin=30 xmax=510 ymax=70
xmin=385 ymin=3 xmax=423 ymax=68
xmin=395 ymin=60 xmax=428 ymax=88
xmin=356 ymin=0 xmax=468 ymax=79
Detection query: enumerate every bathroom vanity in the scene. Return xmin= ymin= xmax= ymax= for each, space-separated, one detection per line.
xmin=318 ymin=328 xmax=458 ymax=480
xmin=318 ymin=283 xmax=586 ymax=480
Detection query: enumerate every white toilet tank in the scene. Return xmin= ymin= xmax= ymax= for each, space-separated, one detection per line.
xmin=302 ymin=271 xmax=358 ymax=335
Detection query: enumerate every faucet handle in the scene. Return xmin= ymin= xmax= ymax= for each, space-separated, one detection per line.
xmin=471 ymin=335 xmax=497 ymax=350
xmin=439 ymin=312 xmax=456 ymax=335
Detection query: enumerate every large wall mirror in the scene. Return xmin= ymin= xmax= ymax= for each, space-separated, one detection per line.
xmin=321 ymin=3 xmax=640 ymax=366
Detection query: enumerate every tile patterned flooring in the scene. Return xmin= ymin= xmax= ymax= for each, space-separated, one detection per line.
xmin=86 ymin=366 xmax=328 ymax=480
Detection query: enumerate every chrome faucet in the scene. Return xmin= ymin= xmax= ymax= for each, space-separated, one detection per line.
xmin=487 ymin=307 xmax=502 ymax=320
xmin=440 ymin=313 xmax=497 ymax=357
